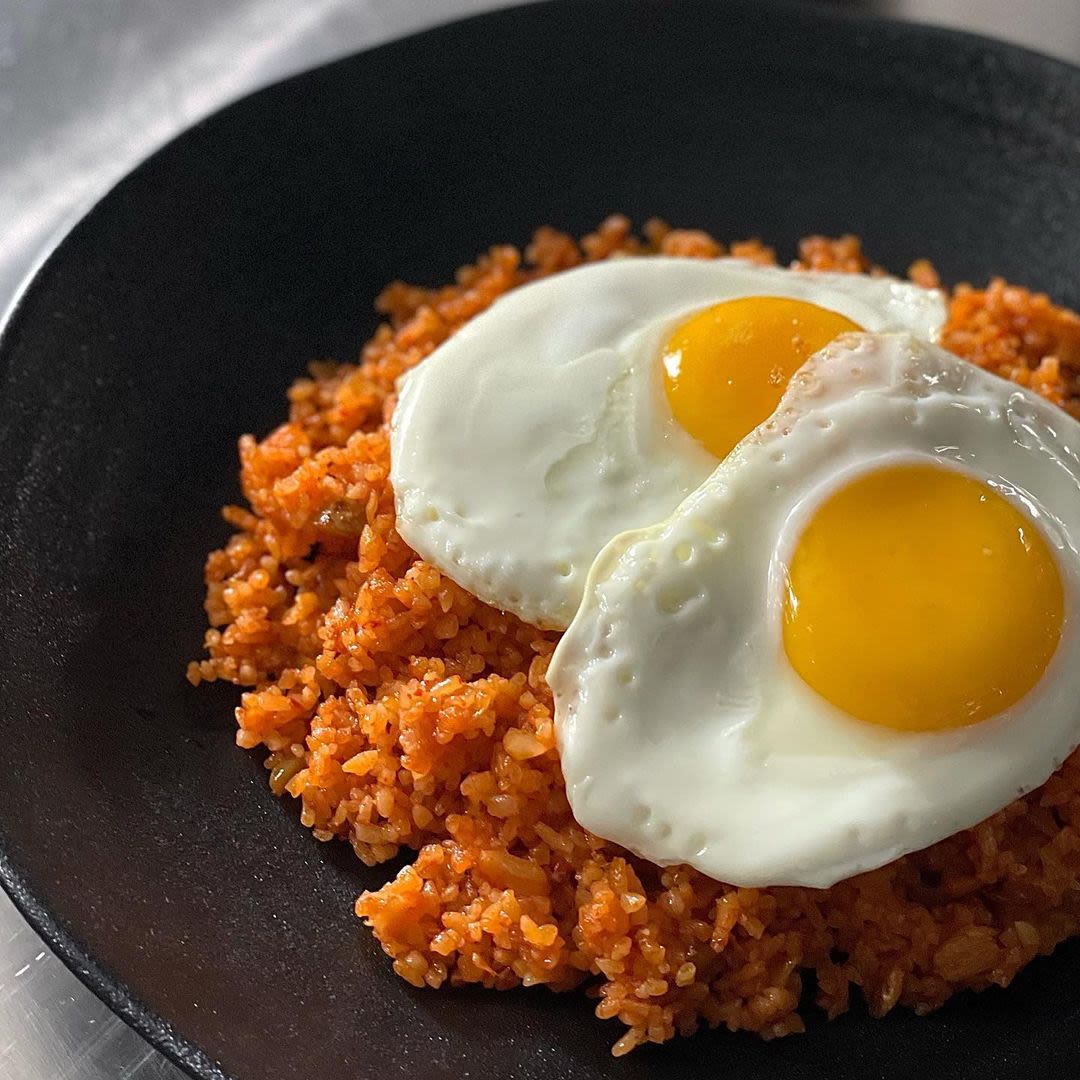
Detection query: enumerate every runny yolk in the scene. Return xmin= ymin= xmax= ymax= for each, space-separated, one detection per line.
xmin=662 ymin=296 xmax=861 ymax=459
xmin=782 ymin=463 xmax=1064 ymax=732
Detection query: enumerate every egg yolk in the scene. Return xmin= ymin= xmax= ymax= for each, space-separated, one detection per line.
xmin=662 ymin=296 xmax=861 ymax=459
xmin=782 ymin=463 xmax=1064 ymax=732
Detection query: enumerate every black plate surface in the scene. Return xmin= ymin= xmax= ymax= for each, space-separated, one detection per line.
xmin=4 ymin=2 xmax=1080 ymax=1078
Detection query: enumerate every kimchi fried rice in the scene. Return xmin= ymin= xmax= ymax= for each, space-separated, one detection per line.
xmin=188 ymin=217 xmax=1080 ymax=1055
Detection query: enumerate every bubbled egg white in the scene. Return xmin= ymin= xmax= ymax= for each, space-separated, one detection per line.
xmin=548 ymin=333 xmax=1080 ymax=888
xmin=391 ymin=257 xmax=945 ymax=629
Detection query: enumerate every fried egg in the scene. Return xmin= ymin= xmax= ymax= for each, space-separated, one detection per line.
xmin=548 ymin=333 xmax=1080 ymax=888
xmin=391 ymin=258 xmax=945 ymax=628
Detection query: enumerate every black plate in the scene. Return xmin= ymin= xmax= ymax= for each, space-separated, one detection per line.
xmin=3 ymin=2 xmax=1080 ymax=1078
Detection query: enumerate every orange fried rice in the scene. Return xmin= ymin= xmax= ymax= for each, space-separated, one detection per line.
xmin=188 ymin=217 xmax=1080 ymax=1055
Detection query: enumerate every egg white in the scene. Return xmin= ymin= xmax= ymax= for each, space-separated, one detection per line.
xmin=391 ymin=257 xmax=945 ymax=629
xmin=548 ymin=333 xmax=1080 ymax=888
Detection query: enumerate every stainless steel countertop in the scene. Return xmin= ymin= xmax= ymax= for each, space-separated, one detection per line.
xmin=2 ymin=1 xmax=1079 ymax=1077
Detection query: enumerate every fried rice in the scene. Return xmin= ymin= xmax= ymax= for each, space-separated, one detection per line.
xmin=188 ymin=216 xmax=1080 ymax=1054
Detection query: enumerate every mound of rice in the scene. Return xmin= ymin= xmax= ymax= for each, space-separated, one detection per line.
xmin=188 ymin=217 xmax=1080 ymax=1054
